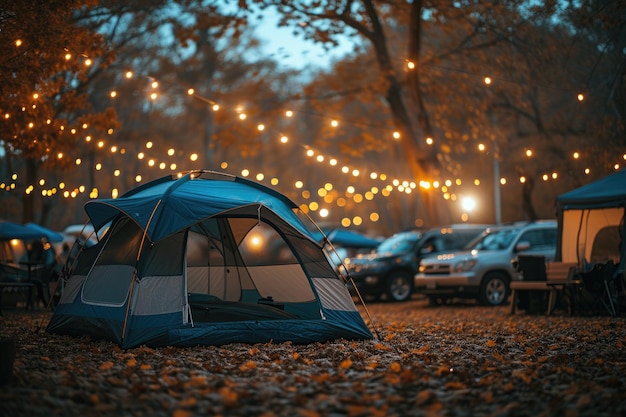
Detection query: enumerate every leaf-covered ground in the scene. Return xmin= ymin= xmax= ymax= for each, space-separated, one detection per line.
xmin=1 ymin=299 xmax=625 ymax=417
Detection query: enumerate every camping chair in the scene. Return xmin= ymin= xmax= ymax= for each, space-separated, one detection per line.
xmin=0 ymin=263 xmax=35 ymax=314
xmin=576 ymin=261 xmax=620 ymax=316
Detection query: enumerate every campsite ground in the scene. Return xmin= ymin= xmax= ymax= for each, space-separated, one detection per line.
xmin=1 ymin=297 xmax=625 ymax=417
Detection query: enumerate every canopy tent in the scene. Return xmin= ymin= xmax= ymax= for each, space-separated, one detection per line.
xmin=555 ymin=169 xmax=625 ymax=268
xmin=0 ymin=221 xmax=49 ymax=241
xmin=47 ymin=171 xmax=373 ymax=348
xmin=25 ymin=223 xmax=65 ymax=243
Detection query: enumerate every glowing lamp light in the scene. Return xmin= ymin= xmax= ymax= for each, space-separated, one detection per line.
xmin=316 ymin=155 xmax=324 ymax=162
xmin=56 ymin=153 xmax=63 ymax=159
xmin=125 ymin=71 xmax=133 ymax=79
xmin=329 ymin=159 xmax=337 ymax=166
xmin=425 ymin=137 xmax=434 ymax=145
xmin=114 ymin=170 xmax=120 ymax=177
xmin=15 ymin=39 xmax=22 ymax=47
xmin=370 ymin=172 xmax=378 ymax=179
xmin=573 ymin=152 xmax=580 ymax=159
xmin=239 ymin=113 xmax=246 ymax=120
xmin=407 ymin=61 xmax=415 ymax=69
xmin=520 ymin=176 xmax=526 ymax=183
xmin=150 ymin=93 xmax=157 ymax=100
xmin=190 ymin=153 xmax=198 ymax=161
xmin=85 ymin=59 xmax=92 ymax=66
xmin=112 ymin=189 xmax=119 ymax=198
xmin=484 ymin=76 xmax=492 ymax=85
xmin=241 ymin=169 xmax=249 ymax=177
xmin=110 ymin=91 xmax=117 ymax=98
xmin=577 ymin=93 xmax=584 ymax=102
xmin=151 ymin=81 xmax=158 ymax=89
xmin=285 ymin=110 xmax=293 ymax=117
xmin=148 ymin=159 xmax=155 ymax=167
xmin=257 ymin=124 xmax=265 ymax=131
xmin=393 ymin=131 xmax=400 ymax=140
xmin=95 ymin=163 xmax=102 ymax=170
xmin=167 ymin=148 xmax=175 ymax=156
xmin=353 ymin=216 xmax=362 ymax=226
xmin=280 ymin=136 xmax=288 ymax=143
xmin=220 ymin=162 xmax=228 ymax=169
xmin=295 ymin=181 xmax=304 ymax=189
xmin=615 ymin=164 xmax=620 ymax=170
xmin=331 ymin=120 xmax=338 ymax=127
xmin=525 ymin=149 xmax=533 ymax=157
xmin=500 ymin=178 xmax=507 ymax=185
xmin=256 ymin=173 xmax=264 ymax=181
xmin=159 ymin=162 xmax=166 ymax=169
xmin=319 ymin=208 xmax=329 ymax=218
xmin=212 ymin=104 xmax=219 ymax=111
xmin=135 ymin=175 xmax=142 ymax=182
xmin=341 ymin=166 xmax=349 ymax=174
xmin=370 ymin=213 xmax=379 ymax=222
xmin=352 ymin=169 xmax=359 ymax=176
xmin=306 ymin=149 xmax=314 ymax=157
xmin=64 ymin=53 xmax=71 ymax=60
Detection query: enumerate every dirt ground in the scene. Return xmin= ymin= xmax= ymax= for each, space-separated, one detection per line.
xmin=1 ymin=298 xmax=625 ymax=417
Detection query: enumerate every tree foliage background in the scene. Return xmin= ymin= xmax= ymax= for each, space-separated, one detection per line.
xmin=1 ymin=0 xmax=624 ymax=235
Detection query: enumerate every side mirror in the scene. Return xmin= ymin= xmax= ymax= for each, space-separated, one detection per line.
xmin=515 ymin=241 xmax=531 ymax=252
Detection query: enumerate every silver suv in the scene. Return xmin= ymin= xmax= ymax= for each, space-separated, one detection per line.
xmin=414 ymin=221 xmax=557 ymax=306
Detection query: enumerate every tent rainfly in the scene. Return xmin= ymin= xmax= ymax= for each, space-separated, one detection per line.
xmin=555 ymin=169 xmax=625 ymax=268
xmin=47 ymin=171 xmax=373 ymax=348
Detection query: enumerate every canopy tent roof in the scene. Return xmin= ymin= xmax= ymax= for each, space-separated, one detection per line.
xmin=556 ymin=169 xmax=626 ymax=210
xmin=0 ymin=221 xmax=49 ymax=241
xmin=84 ymin=171 xmax=315 ymax=243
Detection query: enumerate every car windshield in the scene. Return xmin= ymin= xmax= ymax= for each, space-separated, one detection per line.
xmin=470 ymin=228 xmax=519 ymax=251
xmin=376 ymin=232 xmax=421 ymax=254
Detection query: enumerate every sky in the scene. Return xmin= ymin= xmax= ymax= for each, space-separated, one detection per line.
xmin=253 ymin=11 xmax=355 ymax=71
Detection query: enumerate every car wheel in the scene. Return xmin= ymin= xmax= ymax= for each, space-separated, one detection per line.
xmin=479 ymin=272 xmax=509 ymax=306
xmin=385 ymin=271 xmax=413 ymax=302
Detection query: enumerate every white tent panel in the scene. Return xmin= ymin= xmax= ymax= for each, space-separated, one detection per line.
xmin=247 ymin=264 xmax=315 ymax=302
xmin=132 ymin=275 xmax=185 ymax=316
xmin=313 ymin=278 xmax=358 ymax=312
xmin=82 ymin=264 xmax=134 ymax=306
xmin=561 ymin=207 xmax=623 ymax=264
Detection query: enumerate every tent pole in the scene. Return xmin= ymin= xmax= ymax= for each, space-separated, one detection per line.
xmin=121 ymin=200 xmax=161 ymax=344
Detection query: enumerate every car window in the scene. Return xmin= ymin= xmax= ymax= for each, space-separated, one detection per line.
xmin=471 ymin=228 xmax=518 ymax=251
xmin=519 ymin=228 xmax=556 ymax=249
xmin=377 ymin=232 xmax=421 ymax=254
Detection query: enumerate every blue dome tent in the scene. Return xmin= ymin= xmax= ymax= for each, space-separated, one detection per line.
xmin=47 ymin=171 xmax=373 ymax=348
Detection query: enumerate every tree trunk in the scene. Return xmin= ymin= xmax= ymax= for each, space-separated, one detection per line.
xmin=21 ymin=158 xmax=39 ymax=224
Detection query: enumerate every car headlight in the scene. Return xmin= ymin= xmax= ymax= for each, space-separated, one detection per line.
xmin=453 ymin=258 xmax=477 ymax=272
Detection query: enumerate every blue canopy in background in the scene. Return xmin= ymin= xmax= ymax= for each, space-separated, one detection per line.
xmin=25 ymin=222 xmax=64 ymax=242
xmin=0 ymin=221 xmax=47 ymax=241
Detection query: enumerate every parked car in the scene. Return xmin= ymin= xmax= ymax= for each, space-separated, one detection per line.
xmin=414 ymin=220 xmax=557 ymax=306
xmin=342 ymin=224 xmax=490 ymax=302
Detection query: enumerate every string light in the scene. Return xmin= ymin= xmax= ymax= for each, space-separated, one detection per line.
xmin=3 ymin=57 xmax=623 ymax=228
